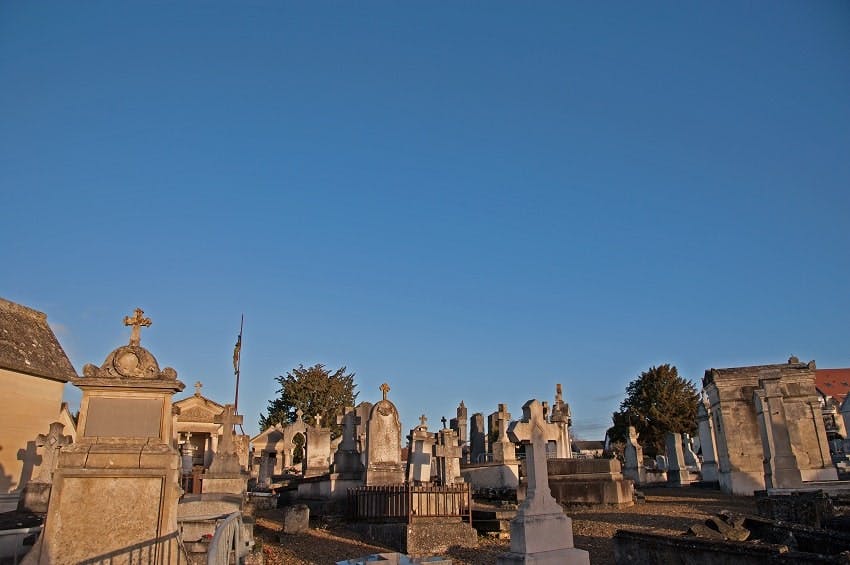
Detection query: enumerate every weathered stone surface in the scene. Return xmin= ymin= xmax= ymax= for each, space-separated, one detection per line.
xmin=364 ymin=383 xmax=405 ymax=486
xmin=281 ymin=503 xmax=310 ymax=535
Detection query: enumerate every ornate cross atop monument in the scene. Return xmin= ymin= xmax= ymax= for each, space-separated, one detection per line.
xmin=419 ymin=414 xmax=428 ymax=428
xmin=214 ymin=404 xmax=243 ymax=456
xmin=194 ymin=381 xmax=203 ymax=396
xmin=34 ymin=422 xmax=72 ymax=483
xmin=380 ymin=382 xmax=390 ymax=401
xmin=295 ymin=408 xmax=304 ymax=422
xmin=123 ymin=307 xmax=152 ymax=347
xmin=441 ymin=416 xmax=448 ymax=429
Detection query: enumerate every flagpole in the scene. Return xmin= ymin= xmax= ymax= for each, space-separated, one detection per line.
xmin=234 ymin=314 xmax=243 ymax=413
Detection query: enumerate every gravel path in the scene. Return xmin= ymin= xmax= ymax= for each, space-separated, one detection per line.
xmin=256 ymin=487 xmax=757 ymax=564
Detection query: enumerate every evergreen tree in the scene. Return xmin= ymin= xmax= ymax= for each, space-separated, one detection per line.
xmin=606 ymin=364 xmax=699 ymax=457
xmin=259 ymin=364 xmax=357 ymax=439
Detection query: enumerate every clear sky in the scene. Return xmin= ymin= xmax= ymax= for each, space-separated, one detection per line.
xmin=2 ymin=2 xmax=849 ymax=441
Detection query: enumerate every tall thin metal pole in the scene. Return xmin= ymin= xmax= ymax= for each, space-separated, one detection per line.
xmin=234 ymin=314 xmax=243 ymax=413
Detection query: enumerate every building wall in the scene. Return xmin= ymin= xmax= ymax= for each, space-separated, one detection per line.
xmin=0 ymin=367 xmax=65 ymax=510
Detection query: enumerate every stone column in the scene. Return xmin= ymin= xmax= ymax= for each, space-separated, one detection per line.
xmin=696 ymin=401 xmax=718 ymax=482
xmin=665 ymin=432 xmax=690 ymax=486
xmin=754 ymin=379 xmax=802 ymax=489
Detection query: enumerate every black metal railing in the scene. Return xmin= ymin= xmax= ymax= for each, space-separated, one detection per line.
xmin=347 ymin=483 xmax=471 ymax=525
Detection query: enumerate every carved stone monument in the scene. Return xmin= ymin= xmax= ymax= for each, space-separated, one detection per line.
xmin=550 ymin=384 xmax=573 ymax=458
xmin=18 ymin=422 xmax=72 ymax=513
xmin=469 ymin=413 xmax=486 ymax=464
xmin=30 ymin=308 xmax=185 ymax=564
xmin=364 ymin=383 xmax=405 ymax=485
xmin=491 ymin=404 xmax=516 ymax=464
xmin=696 ymin=399 xmax=718 ymax=482
xmin=304 ymin=415 xmax=332 ymax=478
xmin=497 ymin=399 xmax=590 ymax=565
xmin=332 ymin=405 xmax=364 ymax=478
xmin=623 ymin=426 xmax=644 ymax=485
xmin=406 ymin=415 xmax=436 ymax=484
xmin=754 ymin=377 xmax=803 ymax=489
xmin=450 ymin=400 xmax=469 ymax=464
xmin=203 ymin=403 xmax=248 ymax=494
xmin=434 ymin=427 xmax=463 ymax=485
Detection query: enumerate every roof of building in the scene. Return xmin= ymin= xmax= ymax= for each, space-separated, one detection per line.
xmin=0 ymin=297 xmax=77 ymax=382
xmin=815 ymin=368 xmax=850 ymax=405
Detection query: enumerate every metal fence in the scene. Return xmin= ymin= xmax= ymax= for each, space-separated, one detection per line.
xmin=347 ymin=483 xmax=472 ymax=525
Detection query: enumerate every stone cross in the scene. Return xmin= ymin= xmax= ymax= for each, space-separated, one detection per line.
xmin=35 ymin=422 xmax=72 ymax=483
xmin=419 ymin=414 xmax=428 ymax=428
xmin=507 ymin=399 xmax=562 ymax=515
xmin=194 ymin=381 xmax=203 ymax=396
xmin=295 ymin=408 xmax=304 ymax=422
xmin=214 ymin=404 xmax=243 ymax=455
xmin=315 ymin=414 xmax=322 ymax=428
xmin=496 ymin=404 xmax=511 ymax=442
xmin=380 ymin=382 xmax=391 ymax=401
xmin=441 ymin=416 xmax=448 ymax=429
xmin=123 ymin=307 xmax=152 ymax=347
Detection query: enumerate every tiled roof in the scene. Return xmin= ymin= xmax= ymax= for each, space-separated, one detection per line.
xmin=0 ymin=297 xmax=76 ymax=382
xmin=815 ymin=368 xmax=850 ymax=405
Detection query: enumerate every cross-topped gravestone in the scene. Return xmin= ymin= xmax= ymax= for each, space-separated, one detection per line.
xmin=123 ymin=307 xmax=152 ymax=347
xmin=434 ymin=428 xmax=463 ymax=485
xmin=34 ymin=422 xmax=72 ymax=483
xmin=491 ymin=403 xmax=516 ymax=463
xmin=498 ymin=399 xmax=589 ymax=565
xmin=214 ymin=404 xmax=243 ymax=456
xmin=332 ymin=406 xmax=364 ymax=478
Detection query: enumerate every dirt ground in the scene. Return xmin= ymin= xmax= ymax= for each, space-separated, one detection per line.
xmin=255 ymin=487 xmax=757 ymax=565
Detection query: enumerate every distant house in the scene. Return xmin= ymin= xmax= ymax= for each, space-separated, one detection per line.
xmin=571 ymin=440 xmax=605 ymax=458
xmin=0 ymin=298 xmax=76 ymax=511
xmin=815 ymin=368 xmax=850 ymax=445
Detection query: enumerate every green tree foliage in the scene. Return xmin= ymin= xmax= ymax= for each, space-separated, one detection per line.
xmin=259 ymin=364 xmax=357 ymax=439
xmin=606 ymin=364 xmax=699 ymax=458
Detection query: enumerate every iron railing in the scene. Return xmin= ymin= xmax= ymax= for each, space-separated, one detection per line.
xmin=347 ymin=483 xmax=471 ymax=525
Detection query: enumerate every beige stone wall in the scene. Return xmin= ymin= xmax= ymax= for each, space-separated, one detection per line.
xmin=0 ymin=368 xmax=65 ymax=499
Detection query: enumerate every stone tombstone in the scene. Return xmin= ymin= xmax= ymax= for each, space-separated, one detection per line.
xmin=355 ymin=401 xmax=373 ymax=469
xmin=364 ymin=383 xmax=405 ymax=485
xmin=208 ymin=403 xmax=243 ymax=475
xmin=497 ymin=399 xmax=589 ymax=565
xmin=406 ymin=415 xmax=436 ymax=484
xmin=31 ymin=308 xmax=185 ymax=565
xmin=304 ymin=415 xmax=332 ymax=478
xmin=19 ymin=422 xmax=73 ymax=513
xmin=665 ymin=432 xmax=691 ymax=486
xmin=332 ymin=405 xmax=363 ymax=478
xmin=682 ymin=433 xmax=701 ymax=471
xmin=469 ymin=413 xmax=487 ymax=464
xmin=450 ymin=400 xmax=469 ymax=464
xmin=655 ymin=454 xmax=668 ymax=472
xmin=491 ymin=404 xmax=516 ymax=464
xmin=623 ymin=426 xmax=644 ymax=485
xmin=696 ymin=399 xmax=719 ymax=482
xmin=754 ymin=377 xmax=803 ymax=489
xmin=550 ymin=384 xmax=573 ymax=458
xmin=434 ymin=427 xmax=463 ymax=485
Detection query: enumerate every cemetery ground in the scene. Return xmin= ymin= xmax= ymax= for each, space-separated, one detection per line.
xmin=254 ymin=486 xmax=757 ymax=564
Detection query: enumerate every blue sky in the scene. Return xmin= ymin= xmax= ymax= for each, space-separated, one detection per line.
xmin=2 ymin=2 xmax=849 ymax=440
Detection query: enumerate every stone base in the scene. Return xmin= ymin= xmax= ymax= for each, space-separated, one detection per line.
xmin=544 ymin=478 xmax=634 ymax=508
xmin=202 ymin=472 xmax=247 ymax=496
xmin=364 ymin=466 xmax=405 ymax=486
xmin=18 ymin=483 xmax=52 ymax=514
xmin=718 ymin=470 xmax=766 ymax=496
xmin=296 ymin=474 xmax=363 ymax=501
xmin=666 ymin=469 xmax=698 ymax=487
xmin=700 ymin=462 xmax=718 ymax=483
xmin=801 ymin=467 xmax=839 ymax=482
xmin=496 ymin=548 xmax=590 ymax=564
xmin=461 ymin=462 xmax=519 ymax=490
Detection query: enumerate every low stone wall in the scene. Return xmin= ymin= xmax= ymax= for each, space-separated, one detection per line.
xmin=348 ymin=519 xmax=478 ymax=556
xmin=517 ymin=458 xmax=634 ymax=508
xmin=460 ymin=462 xmax=519 ymax=490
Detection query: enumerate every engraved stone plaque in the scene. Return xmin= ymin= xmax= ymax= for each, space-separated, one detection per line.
xmin=85 ymin=397 xmax=162 ymax=438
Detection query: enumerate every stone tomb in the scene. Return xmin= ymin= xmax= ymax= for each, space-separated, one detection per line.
xmin=364 ymin=383 xmax=405 ymax=486
xmin=406 ymin=415 xmax=436 ymax=484
xmin=497 ymin=399 xmax=589 ymax=565
xmin=29 ymin=308 xmax=185 ymax=565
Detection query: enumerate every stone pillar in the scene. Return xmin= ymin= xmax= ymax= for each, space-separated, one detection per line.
xmin=496 ymin=399 xmax=589 ymax=565
xmin=623 ymin=426 xmax=644 ymax=485
xmin=450 ymin=400 xmax=469 ymax=464
xmin=665 ymin=432 xmax=691 ymax=486
xmin=696 ymin=401 xmax=718 ymax=482
xmin=754 ymin=379 xmax=803 ymax=489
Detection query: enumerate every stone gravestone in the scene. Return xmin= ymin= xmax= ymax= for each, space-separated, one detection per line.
xmin=665 ymin=432 xmax=693 ymax=486
xmin=305 ymin=414 xmax=332 ymax=478
xmin=364 ymin=383 xmax=405 ymax=485
xmin=204 ymin=403 xmax=248 ymax=495
xmin=406 ymin=415 xmax=436 ymax=484
xmin=332 ymin=405 xmax=363 ymax=478
xmin=623 ymin=426 xmax=644 ymax=485
xmin=434 ymin=427 xmax=463 ymax=485
xmin=496 ymin=399 xmax=590 ymax=565
xmin=681 ymin=433 xmax=701 ymax=471
xmin=18 ymin=422 xmax=72 ymax=513
xmin=491 ymin=404 xmax=516 ymax=464
xmin=30 ymin=308 xmax=185 ymax=565
xmin=356 ymin=401 xmax=373 ymax=469
xmin=696 ymin=400 xmax=719 ymax=482
xmin=469 ymin=413 xmax=487 ymax=464
xmin=450 ymin=400 xmax=469 ymax=464
xmin=550 ymin=384 xmax=573 ymax=458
